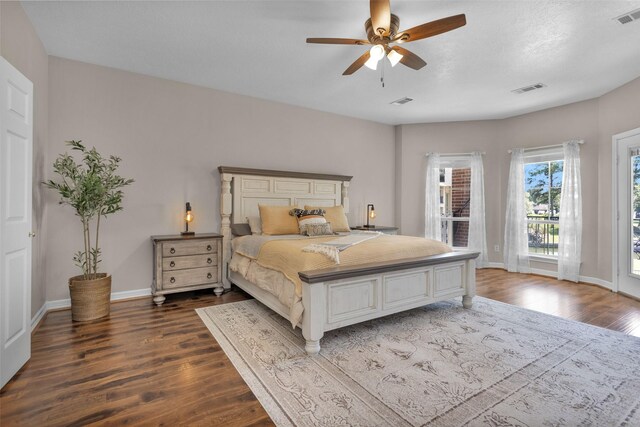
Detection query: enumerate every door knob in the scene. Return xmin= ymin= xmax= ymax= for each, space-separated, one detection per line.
xmin=28 ymin=231 xmax=36 ymax=238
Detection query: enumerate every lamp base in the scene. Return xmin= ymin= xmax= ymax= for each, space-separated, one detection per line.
xmin=181 ymin=231 xmax=195 ymax=236
xmin=361 ymin=225 xmax=376 ymax=228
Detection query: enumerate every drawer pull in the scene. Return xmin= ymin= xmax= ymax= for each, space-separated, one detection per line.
xmin=207 ymin=273 xmax=212 ymax=279
xmin=170 ymin=247 xmax=175 ymax=254
xmin=207 ymin=258 xmax=213 ymax=264
xmin=206 ymin=245 xmax=212 ymax=251
xmin=170 ymin=277 xmax=176 ymax=284
xmin=169 ymin=261 xmax=175 ymax=268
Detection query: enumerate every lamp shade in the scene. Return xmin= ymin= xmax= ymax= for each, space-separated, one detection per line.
xmin=387 ymin=49 xmax=403 ymax=67
xmin=365 ymin=45 xmax=385 ymax=70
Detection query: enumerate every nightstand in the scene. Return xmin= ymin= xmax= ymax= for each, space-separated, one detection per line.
xmin=151 ymin=233 xmax=223 ymax=306
xmin=350 ymin=226 xmax=399 ymax=235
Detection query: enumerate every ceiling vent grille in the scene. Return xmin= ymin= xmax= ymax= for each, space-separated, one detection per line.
xmin=615 ymin=8 xmax=640 ymax=24
xmin=512 ymin=83 xmax=546 ymax=94
xmin=390 ymin=97 xmax=413 ymax=105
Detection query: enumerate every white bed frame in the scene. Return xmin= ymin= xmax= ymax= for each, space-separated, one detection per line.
xmin=217 ymin=166 xmax=478 ymax=354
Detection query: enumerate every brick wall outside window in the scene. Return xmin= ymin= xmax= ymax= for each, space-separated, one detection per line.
xmin=451 ymin=168 xmax=471 ymax=247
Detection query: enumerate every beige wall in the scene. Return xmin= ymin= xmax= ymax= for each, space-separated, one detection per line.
xmin=1 ymin=2 xmax=48 ymax=317
xmin=395 ymin=120 xmax=502 ymax=264
xmin=46 ymin=57 xmax=396 ymax=300
xmin=397 ymin=79 xmax=640 ymax=282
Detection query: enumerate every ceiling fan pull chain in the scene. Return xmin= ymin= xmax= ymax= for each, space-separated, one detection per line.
xmin=381 ymin=62 xmax=385 ymax=88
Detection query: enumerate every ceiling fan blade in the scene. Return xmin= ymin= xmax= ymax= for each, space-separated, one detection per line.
xmin=370 ymin=0 xmax=391 ymax=36
xmin=395 ymin=14 xmax=466 ymax=44
xmin=306 ymin=38 xmax=370 ymax=45
xmin=343 ymin=51 xmax=371 ymax=75
xmin=391 ymin=46 xmax=427 ymax=70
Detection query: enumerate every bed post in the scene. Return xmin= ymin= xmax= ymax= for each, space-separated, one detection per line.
xmin=219 ymin=172 xmax=233 ymax=294
xmin=301 ymin=282 xmax=325 ymax=354
xmin=462 ymin=258 xmax=476 ymax=309
xmin=342 ymin=181 xmax=350 ymax=213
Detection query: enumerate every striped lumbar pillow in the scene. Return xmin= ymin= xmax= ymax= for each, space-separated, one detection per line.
xmin=290 ymin=208 xmax=327 ymax=234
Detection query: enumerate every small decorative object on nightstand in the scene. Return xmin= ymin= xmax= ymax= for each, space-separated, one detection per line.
xmin=351 ymin=225 xmax=398 ymax=235
xmin=151 ymin=233 xmax=223 ymax=305
xmin=181 ymin=202 xmax=195 ymax=236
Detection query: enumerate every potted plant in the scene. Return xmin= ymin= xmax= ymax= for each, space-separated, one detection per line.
xmin=45 ymin=140 xmax=134 ymax=321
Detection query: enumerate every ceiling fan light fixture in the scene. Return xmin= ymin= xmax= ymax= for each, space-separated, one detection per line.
xmin=364 ymin=57 xmax=378 ymax=70
xmin=387 ymin=49 xmax=403 ymax=67
xmin=307 ymin=1 xmax=466 ymax=76
xmin=365 ymin=44 xmax=385 ymax=70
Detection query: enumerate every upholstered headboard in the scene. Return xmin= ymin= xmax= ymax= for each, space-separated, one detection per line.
xmin=217 ymin=166 xmax=352 ymax=289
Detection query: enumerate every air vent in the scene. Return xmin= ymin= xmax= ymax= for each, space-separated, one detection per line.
xmin=512 ymin=83 xmax=546 ymax=94
xmin=615 ymin=8 xmax=640 ymax=24
xmin=390 ymin=97 xmax=413 ymax=105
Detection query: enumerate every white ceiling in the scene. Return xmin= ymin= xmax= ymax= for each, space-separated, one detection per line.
xmin=21 ymin=1 xmax=640 ymax=125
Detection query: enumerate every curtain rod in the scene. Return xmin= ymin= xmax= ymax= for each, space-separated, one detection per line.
xmin=425 ymin=152 xmax=486 ymax=157
xmin=507 ymin=139 xmax=584 ymax=154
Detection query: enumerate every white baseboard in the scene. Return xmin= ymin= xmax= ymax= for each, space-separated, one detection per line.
xmin=30 ymin=303 xmax=48 ymax=331
xmin=575 ymin=275 xmax=613 ymax=290
xmin=486 ymin=262 xmax=504 ymax=269
xmin=482 ymin=262 xmax=612 ymax=290
xmin=31 ymin=288 xmax=151 ymax=332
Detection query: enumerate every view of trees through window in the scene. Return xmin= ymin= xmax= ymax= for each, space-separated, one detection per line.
xmin=525 ymin=160 xmax=563 ymax=256
xmin=632 ymin=155 xmax=640 ymax=274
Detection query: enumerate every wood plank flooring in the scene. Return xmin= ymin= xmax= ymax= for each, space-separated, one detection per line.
xmin=2 ymin=269 xmax=640 ymax=426
xmin=477 ymin=269 xmax=640 ymax=336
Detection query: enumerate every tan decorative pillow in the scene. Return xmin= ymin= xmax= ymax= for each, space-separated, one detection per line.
xmin=305 ymin=205 xmax=350 ymax=232
xmin=259 ymin=205 xmax=300 ymax=235
xmin=301 ymin=222 xmax=334 ymax=236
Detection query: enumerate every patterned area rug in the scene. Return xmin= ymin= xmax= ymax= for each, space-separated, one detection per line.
xmin=196 ymin=297 xmax=640 ymax=426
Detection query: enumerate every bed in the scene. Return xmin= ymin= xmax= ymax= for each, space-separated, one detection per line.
xmin=216 ymin=166 xmax=479 ymax=354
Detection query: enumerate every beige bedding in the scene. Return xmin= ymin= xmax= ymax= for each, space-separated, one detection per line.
xmin=256 ymin=234 xmax=451 ymax=297
xmin=229 ymin=254 xmax=304 ymax=327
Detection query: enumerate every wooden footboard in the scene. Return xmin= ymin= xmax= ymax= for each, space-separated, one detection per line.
xmin=299 ymin=251 xmax=479 ymax=354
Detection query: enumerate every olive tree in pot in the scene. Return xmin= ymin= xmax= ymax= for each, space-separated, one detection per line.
xmin=45 ymin=140 xmax=134 ymax=321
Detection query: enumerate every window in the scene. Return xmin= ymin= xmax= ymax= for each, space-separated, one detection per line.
xmin=440 ymin=166 xmax=471 ymax=248
xmin=426 ymin=152 xmax=487 ymax=264
xmin=525 ymin=158 xmax=563 ymax=256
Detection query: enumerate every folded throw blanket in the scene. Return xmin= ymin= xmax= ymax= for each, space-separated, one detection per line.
xmin=302 ymin=231 xmax=382 ymax=263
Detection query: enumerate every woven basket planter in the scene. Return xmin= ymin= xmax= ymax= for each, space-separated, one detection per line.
xmin=68 ymin=273 xmax=111 ymax=321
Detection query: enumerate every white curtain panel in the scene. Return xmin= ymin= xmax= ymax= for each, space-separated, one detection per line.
xmin=558 ymin=141 xmax=582 ymax=282
xmin=468 ymin=152 xmax=488 ymax=267
xmin=425 ymin=153 xmax=442 ymax=241
xmin=504 ymin=149 xmax=530 ymax=273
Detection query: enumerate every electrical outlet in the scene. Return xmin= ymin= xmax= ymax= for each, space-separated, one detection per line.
xmin=494 ymin=245 xmax=500 ymax=252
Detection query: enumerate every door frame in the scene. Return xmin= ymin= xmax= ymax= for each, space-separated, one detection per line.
xmin=612 ymin=126 xmax=640 ymax=293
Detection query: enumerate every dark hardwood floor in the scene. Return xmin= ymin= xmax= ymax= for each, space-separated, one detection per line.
xmin=2 ymin=269 xmax=640 ymax=426
xmin=477 ymin=269 xmax=640 ymax=336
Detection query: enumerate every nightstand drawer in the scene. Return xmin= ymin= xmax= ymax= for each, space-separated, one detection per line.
xmin=162 ymin=267 xmax=218 ymax=289
xmin=162 ymin=239 xmax=217 ymax=257
xmin=163 ymin=254 xmax=217 ymax=271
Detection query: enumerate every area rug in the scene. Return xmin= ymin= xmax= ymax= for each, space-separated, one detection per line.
xmin=196 ymin=297 xmax=640 ymax=426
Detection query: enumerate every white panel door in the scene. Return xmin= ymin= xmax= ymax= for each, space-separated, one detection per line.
xmin=0 ymin=57 xmax=33 ymax=388
xmin=615 ymin=127 xmax=640 ymax=299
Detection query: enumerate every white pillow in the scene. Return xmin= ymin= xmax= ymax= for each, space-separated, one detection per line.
xmin=247 ymin=216 xmax=262 ymax=235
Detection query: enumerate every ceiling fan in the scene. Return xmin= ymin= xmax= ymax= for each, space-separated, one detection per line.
xmin=306 ymin=0 xmax=466 ymax=75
